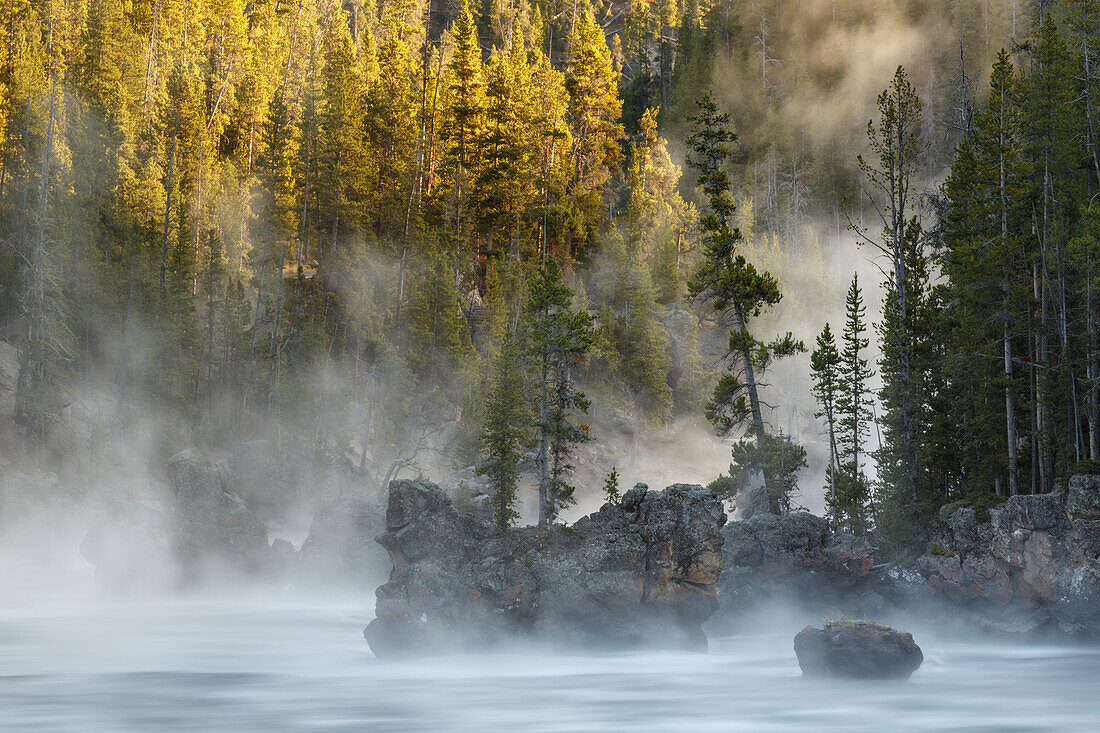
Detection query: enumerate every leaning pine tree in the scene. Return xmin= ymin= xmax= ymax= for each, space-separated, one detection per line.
xmin=686 ymin=93 xmax=805 ymax=513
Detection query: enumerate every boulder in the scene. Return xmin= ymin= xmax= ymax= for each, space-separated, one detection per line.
xmin=167 ymin=449 xmax=271 ymax=580
xmin=1067 ymin=475 xmax=1100 ymax=520
xmin=794 ymin=621 xmax=923 ymax=680
xmin=364 ymin=480 xmax=726 ymax=656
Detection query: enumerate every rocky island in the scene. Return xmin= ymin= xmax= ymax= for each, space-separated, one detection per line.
xmin=365 ymin=479 xmax=726 ymax=655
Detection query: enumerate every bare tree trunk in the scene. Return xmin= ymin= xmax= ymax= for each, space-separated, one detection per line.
xmin=1006 ymin=322 xmax=1019 ymax=495
xmin=159 ymin=117 xmax=179 ymax=290
xmin=239 ymin=246 xmax=267 ymax=435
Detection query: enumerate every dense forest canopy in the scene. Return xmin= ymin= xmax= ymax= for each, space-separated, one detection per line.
xmin=1 ymin=0 xmax=1098 ymax=550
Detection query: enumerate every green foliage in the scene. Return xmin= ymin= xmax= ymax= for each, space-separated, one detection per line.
xmin=525 ymin=259 xmax=597 ymax=526
xmin=478 ymin=332 xmax=526 ymax=532
xmin=720 ymin=431 xmax=807 ymax=513
xmin=603 ymin=466 xmax=621 ymax=503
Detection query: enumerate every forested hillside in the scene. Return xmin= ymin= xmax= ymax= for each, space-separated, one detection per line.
xmin=1 ymin=0 xmax=1097 ymax=550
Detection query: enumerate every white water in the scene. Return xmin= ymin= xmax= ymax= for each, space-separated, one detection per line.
xmin=1 ymin=594 xmax=1099 ymax=732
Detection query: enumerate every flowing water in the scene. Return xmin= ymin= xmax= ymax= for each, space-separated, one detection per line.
xmin=1 ymin=592 xmax=1099 ymax=732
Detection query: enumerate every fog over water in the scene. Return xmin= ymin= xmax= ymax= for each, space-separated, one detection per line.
xmin=2 ymin=575 xmax=1100 ymax=732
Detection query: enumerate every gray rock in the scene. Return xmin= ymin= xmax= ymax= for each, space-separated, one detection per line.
xmin=1067 ymin=476 xmax=1100 ymax=520
xmin=914 ymin=483 xmax=1100 ymax=635
xmin=365 ymin=480 xmax=726 ymax=656
xmin=939 ymin=505 xmax=994 ymax=558
xmin=168 ymin=449 xmax=270 ymax=580
xmin=228 ymin=440 xmax=309 ymax=525
xmin=712 ymin=511 xmax=882 ymax=627
xmin=794 ymin=622 xmax=923 ymax=680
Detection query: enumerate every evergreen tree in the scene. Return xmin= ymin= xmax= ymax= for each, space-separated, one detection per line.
xmin=810 ymin=322 xmax=841 ymax=520
xmin=524 ymin=258 xmax=596 ymax=527
xmin=686 ymin=92 xmax=804 ymax=510
xmin=564 ymin=1 xmax=624 ymax=254
xmin=317 ymin=10 xmax=367 ymax=255
xmin=478 ymin=331 xmax=526 ymax=532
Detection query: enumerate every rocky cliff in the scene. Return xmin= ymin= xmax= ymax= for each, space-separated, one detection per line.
xmin=916 ymin=477 xmax=1100 ymax=634
xmin=711 ymin=475 xmax=1100 ymax=636
xmin=365 ymin=480 xmax=727 ymax=655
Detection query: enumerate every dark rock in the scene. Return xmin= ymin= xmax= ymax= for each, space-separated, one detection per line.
xmin=712 ymin=512 xmax=882 ymax=627
xmin=1067 ymin=476 xmax=1100 ymax=520
xmin=999 ymin=493 xmax=1067 ymax=532
xmin=436 ymin=467 xmax=494 ymax=520
xmin=735 ymin=482 xmax=773 ymax=520
xmin=364 ymin=480 xmax=726 ymax=656
xmin=915 ymin=552 xmax=1014 ymax=606
xmin=227 ymin=440 xmax=309 ymax=526
xmin=938 ymin=505 xmax=994 ymax=558
xmin=794 ymin=621 xmax=923 ymax=680
xmin=914 ymin=487 xmax=1100 ymax=635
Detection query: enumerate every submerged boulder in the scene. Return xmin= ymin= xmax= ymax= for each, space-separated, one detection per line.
xmin=365 ymin=480 xmax=726 ymax=656
xmin=794 ymin=621 xmax=923 ymax=680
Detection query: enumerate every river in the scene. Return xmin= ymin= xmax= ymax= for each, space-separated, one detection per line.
xmin=1 ymin=592 xmax=1098 ymax=732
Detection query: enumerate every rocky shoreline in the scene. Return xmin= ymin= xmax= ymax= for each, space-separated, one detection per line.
xmin=714 ymin=476 xmax=1100 ymax=636
xmin=79 ymin=448 xmax=1100 ymax=647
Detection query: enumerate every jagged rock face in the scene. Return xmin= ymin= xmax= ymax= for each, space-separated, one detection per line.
xmin=365 ymin=481 xmax=726 ymax=656
xmin=917 ymin=485 xmax=1100 ymax=634
xmin=794 ymin=622 xmax=923 ymax=680
xmin=167 ymin=449 xmax=275 ymax=581
xmin=713 ymin=512 xmax=884 ymax=628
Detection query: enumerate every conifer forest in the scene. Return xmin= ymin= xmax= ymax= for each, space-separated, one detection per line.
xmin=2 ymin=0 xmax=1100 ymax=551
xmin=10 ymin=2 xmax=1100 ymax=731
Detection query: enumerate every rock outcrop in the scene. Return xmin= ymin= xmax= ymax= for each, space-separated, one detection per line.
xmin=168 ymin=449 xmax=273 ymax=579
xmin=712 ymin=511 xmax=886 ymax=630
xmin=916 ymin=481 xmax=1100 ymax=634
xmin=794 ymin=621 xmax=923 ymax=679
xmin=365 ymin=480 xmax=726 ymax=656
xmin=228 ymin=440 xmax=310 ymax=527
xmin=712 ymin=476 xmax=1100 ymax=636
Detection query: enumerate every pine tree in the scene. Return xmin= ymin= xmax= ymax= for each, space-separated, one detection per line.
xmin=524 ymin=258 xmax=596 ymax=527
xmin=563 ymin=1 xmax=624 ymax=254
xmin=856 ymin=67 xmax=929 ymax=541
xmin=317 ymin=9 xmax=367 ymax=255
xmin=439 ymin=0 xmax=483 ymax=247
xmin=685 ymin=93 xmax=804 ymax=510
xmin=478 ymin=330 xmax=526 ymax=532
xmin=810 ymin=322 xmax=841 ymax=520
xmin=603 ymin=466 xmax=621 ymax=503
xmin=838 ymin=275 xmax=873 ymax=477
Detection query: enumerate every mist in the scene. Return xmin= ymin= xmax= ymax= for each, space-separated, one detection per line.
xmin=6 ymin=0 xmax=1100 ymax=730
